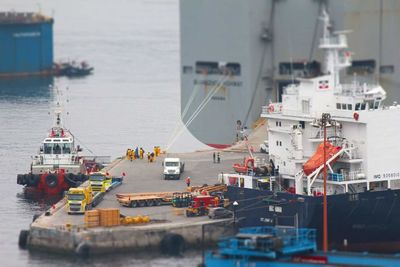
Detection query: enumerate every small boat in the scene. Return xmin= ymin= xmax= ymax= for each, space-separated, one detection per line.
xmin=53 ymin=61 xmax=94 ymax=77
xmin=16 ymin=102 xmax=101 ymax=195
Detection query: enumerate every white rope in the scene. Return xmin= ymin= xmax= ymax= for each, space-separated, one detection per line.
xmin=166 ymin=82 xmax=222 ymax=150
xmin=165 ymin=75 xmax=203 ymax=147
xmin=166 ymin=74 xmax=227 ymax=150
xmin=166 ymin=74 xmax=230 ymax=150
xmin=184 ymin=75 xmax=228 ymax=127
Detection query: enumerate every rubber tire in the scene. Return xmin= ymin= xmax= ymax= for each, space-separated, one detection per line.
xmin=64 ymin=173 xmax=77 ymax=186
xmin=155 ymin=199 xmax=161 ymax=206
xmin=32 ymin=213 xmax=41 ymax=222
xmin=45 ymin=174 xmax=58 ymax=188
xmin=18 ymin=230 xmax=29 ymax=249
xmin=75 ymin=242 xmax=90 ymax=257
xmin=25 ymin=174 xmax=33 ymax=186
xmin=34 ymin=174 xmax=41 ymax=185
xmin=77 ymin=173 xmax=87 ymax=182
xmin=138 ymin=201 xmax=146 ymax=207
xmin=17 ymin=174 xmax=24 ymax=185
xmin=131 ymin=201 xmax=138 ymax=208
xmin=160 ymin=234 xmax=185 ymax=256
xmin=147 ymin=200 xmax=154 ymax=207
xmin=27 ymin=174 xmax=40 ymax=186
xmin=21 ymin=174 xmax=27 ymax=185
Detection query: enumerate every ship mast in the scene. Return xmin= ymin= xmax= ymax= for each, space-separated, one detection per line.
xmin=54 ymin=102 xmax=62 ymax=128
xmin=319 ymin=7 xmax=351 ymax=89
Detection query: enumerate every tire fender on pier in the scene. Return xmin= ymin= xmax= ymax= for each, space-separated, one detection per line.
xmin=75 ymin=242 xmax=90 ymax=257
xmin=160 ymin=233 xmax=185 ymax=256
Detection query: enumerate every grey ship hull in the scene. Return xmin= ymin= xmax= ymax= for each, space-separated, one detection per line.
xmin=180 ymin=0 xmax=400 ymax=147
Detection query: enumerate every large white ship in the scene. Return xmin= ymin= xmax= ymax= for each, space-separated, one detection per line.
xmin=180 ymin=0 xmax=400 ymax=148
xmin=224 ymin=8 xmax=400 ymax=250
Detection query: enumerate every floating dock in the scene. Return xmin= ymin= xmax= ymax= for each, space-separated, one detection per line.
xmin=23 ymin=149 xmax=257 ymax=256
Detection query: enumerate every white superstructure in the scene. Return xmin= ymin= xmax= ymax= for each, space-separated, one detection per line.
xmin=261 ymin=9 xmax=400 ymax=196
xmin=31 ymin=103 xmax=84 ymax=175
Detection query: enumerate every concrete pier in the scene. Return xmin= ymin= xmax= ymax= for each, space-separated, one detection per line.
xmin=24 ymin=149 xmax=261 ymax=255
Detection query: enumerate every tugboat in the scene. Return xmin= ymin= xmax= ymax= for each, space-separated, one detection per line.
xmin=17 ymin=102 xmax=90 ymax=195
xmin=53 ymin=60 xmax=94 ymax=77
xmin=222 ymin=8 xmax=400 ymax=251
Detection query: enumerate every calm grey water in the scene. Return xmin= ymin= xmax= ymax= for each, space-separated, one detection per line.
xmin=0 ymin=0 xmax=202 ymax=266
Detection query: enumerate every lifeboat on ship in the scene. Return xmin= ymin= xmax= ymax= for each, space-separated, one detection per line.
xmin=233 ymin=157 xmax=255 ymax=174
xmin=303 ymin=142 xmax=342 ymax=176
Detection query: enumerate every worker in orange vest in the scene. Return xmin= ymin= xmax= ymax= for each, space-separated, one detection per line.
xmin=185 ymin=177 xmax=191 ymax=187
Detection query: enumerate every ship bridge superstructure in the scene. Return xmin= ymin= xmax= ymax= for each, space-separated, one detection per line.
xmin=32 ymin=103 xmax=83 ymax=174
xmin=261 ymin=8 xmax=400 ymax=196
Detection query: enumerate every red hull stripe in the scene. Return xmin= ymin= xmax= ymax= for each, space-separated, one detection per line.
xmin=206 ymin=143 xmax=231 ymax=149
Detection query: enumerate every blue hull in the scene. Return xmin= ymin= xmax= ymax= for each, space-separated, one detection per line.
xmin=206 ymin=252 xmax=400 ymax=267
xmin=226 ymin=187 xmax=400 ymax=250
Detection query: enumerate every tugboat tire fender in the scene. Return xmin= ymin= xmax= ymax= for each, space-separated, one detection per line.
xmin=17 ymin=174 xmax=25 ymax=185
xmin=78 ymin=173 xmax=87 ymax=182
xmin=18 ymin=230 xmax=30 ymax=249
xmin=27 ymin=174 xmax=40 ymax=186
xmin=65 ymin=173 xmax=78 ymax=187
xmin=45 ymin=174 xmax=58 ymax=188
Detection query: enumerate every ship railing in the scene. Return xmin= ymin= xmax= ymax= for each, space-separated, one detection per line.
xmin=327 ymin=170 xmax=364 ymax=182
xmin=319 ymin=35 xmax=346 ymax=47
xmin=309 ymin=127 xmax=342 ymax=140
xmin=340 ymin=142 xmax=361 ymax=160
xmin=343 ymin=170 xmax=365 ymax=181
xmin=336 ymin=83 xmax=377 ymax=96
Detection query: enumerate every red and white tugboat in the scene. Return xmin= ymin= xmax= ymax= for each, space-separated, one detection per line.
xmin=17 ymin=103 xmax=90 ymax=195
